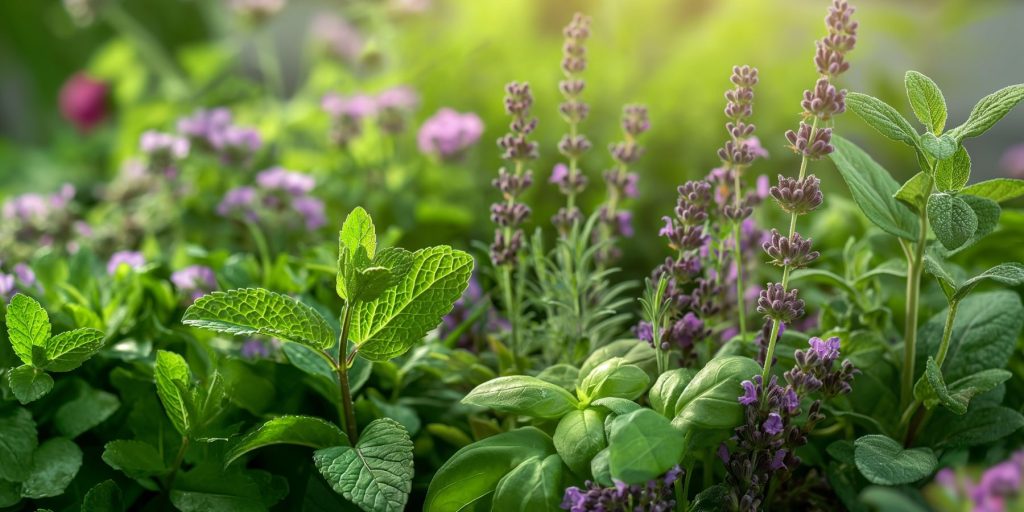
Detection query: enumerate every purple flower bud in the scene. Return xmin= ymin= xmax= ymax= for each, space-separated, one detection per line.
xmin=209 ymin=125 xmax=262 ymax=165
xmin=217 ymin=186 xmax=258 ymax=220
xmin=292 ymin=196 xmax=326 ymax=230
xmin=762 ymin=413 xmax=784 ymax=436
xmin=59 ymin=73 xmax=108 ymax=132
xmin=808 ymin=336 xmax=840 ymax=362
xmin=757 ymin=283 xmax=805 ymax=323
xmin=770 ymin=174 xmax=824 ymax=215
xmin=177 ymin=108 xmax=233 ymax=148
xmin=762 ymin=229 xmax=819 ymax=268
xmin=801 ymin=77 xmax=846 ymax=120
xmin=785 ymin=122 xmax=834 ymax=159
xmin=739 ymin=380 xmax=759 ymax=405
xmin=107 ymin=251 xmax=145 ymax=275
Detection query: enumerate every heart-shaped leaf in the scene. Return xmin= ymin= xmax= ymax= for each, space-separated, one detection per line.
xmin=313 ymin=418 xmax=413 ymax=512
xmin=854 ymin=434 xmax=937 ymax=485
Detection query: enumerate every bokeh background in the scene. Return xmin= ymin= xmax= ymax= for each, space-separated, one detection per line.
xmin=1 ymin=0 xmax=1022 ymax=276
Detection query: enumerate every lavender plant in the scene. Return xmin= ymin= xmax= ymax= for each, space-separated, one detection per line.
xmin=551 ymin=13 xmax=592 ymax=234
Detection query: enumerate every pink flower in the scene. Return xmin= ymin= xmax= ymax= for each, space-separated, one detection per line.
xmin=417 ymin=108 xmax=484 ymax=159
xmin=59 ymin=73 xmax=108 ymax=132
xmin=107 ymin=251 xmax=145 ymax=275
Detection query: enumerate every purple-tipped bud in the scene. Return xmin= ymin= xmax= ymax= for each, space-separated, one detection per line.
xmin=490 ymin=202 xmax=531 ymax=227
xmin=762 ymin=229 xmax=819 ymax=268
xmin=770 ymin=174 xmax=824 ymax=215
xmin=801 ymin=78 xmax=846 ymax=120
xmin=492 ymin=168 xmax=534 ymax=197
xmin=757 ymin=283 xmax=804 ymax=323
xmin=558 ymin=134 xmax=592 ymax=159
xmin=785 ymin=122 xmax=834 ymax=159
xmin=490 ymin=229 xmax=525 ymax=266
xmin=622 ymin=105 xmax=650 ymax=136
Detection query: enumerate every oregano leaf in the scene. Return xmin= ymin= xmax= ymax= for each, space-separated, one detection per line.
xmin=949 ymin=84 xmax=1024 ymax=141
xmin=961 ymin=178 xmax=1024 ymax=203
xmin=853 ymin=435 xmax=937 ymax=485
xmin=225 ymin=415 xmax=349 ymax=467
xmin=5 ymin=293 xmax=51 ymax=366
xmin=927 ymin=193 xmax=978 ymax=251
xmin=349 ymin=246 xmax=473 ymax=361
xmin=905 ymin=70 xmax=947 ymax=134
xmin=155 ymin=350 xmax=193 ymax=436
xmin=313 ymin=418 xmax=414 ymax=512
xmin=846 ymin=92 xmax=921 ymax=148
xmin=183 ymin=288 xmax=335 ymax=350
xmin=43 ymin=328 xmax=105 ymax=372
xmin=830 ymin=135 xmax=920 ymax=241
xmin=7 ymin=365 xmax=54 ymax=404
xmin=934 ymin=145 xmax=971 ymax=192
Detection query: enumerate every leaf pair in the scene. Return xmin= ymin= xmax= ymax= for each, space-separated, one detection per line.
xmin=154 ymin=350 xmax=225 ymax=438
xmin=336 ymin=207 xmax=413 ymax=304
xmin=4 ymin=294 xmax=105 ymax=404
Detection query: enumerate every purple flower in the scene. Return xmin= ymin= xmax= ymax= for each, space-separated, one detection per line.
xmin=376 ymin=86 xmax=418 ymax=111
xmin=762 ymin=413 xmax=784 ymax=435
xmin=549 ymin=163 xmax=569 ymax=185
xmin=256 ymin=167 xmax=316 ymax=195
xmin=809 ymin=336 xmax=840 ymax=361
xmin=623 ymin=172 xmax=639 ymax=198
xmin=107 ymin=251 xmax=145 ymax=275
xmin=59 ymin=73 xmax=108 ymax=132
xmin=739 ymin=380 xmax=759 ymax=405
xmin=0 ymin=273 xmax=15 ymax=300
xmin=417 ymin=108 xmax=484 ymax=160
xmin=240 ymin=338 xmax=272 ymax=359
xmin=292 ymin=196 xmax=326 ymax=230
xmin=561 ymin=465 xmax=682 ymax=512
xmin=769 ymin=449 xmax=788 ymax=471
xmin=311 ymin=13 xmax=364 ymax=63
xmin=178 ymin=108 xmax=233 ymax=146
xmin=171 ymin=265 xmax=216 ymax=301
xmin=322 ymin=93 xmax=377 ymax=119
xmin=12 ymin=264 xmax=35 ymax=287
xmin=209 ymin=125 xmax=262 ymax=165
xmin=217 ymin=186 xmax=258 ymax=219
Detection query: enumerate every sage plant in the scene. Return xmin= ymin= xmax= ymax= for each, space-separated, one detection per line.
xmin=551 ymin=13 xmax=592 ymax=234
xmin=759 ymin=0 xmax=856 ymax=381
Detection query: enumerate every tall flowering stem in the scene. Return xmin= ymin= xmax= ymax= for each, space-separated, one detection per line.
xmin=598 ymin=105 xmax=648 ymax=263
xmin=551 ymin=13 xmax=592 ymax=233
xmin=759 ymin=0 xmax=856 ymax=382
xmin=491 ymin=82 xmax=539 ymax=369
xmin=717 ymin=65 xmax=760 ymax=341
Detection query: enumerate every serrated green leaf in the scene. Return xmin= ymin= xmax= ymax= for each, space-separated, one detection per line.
xmin=492 ymin=455 xmax=565 ymax=512
xmin=854 ymin=435 xmax=936 ymax=485
xmin=927 ymin=193 xmax=978 ymax=251
xmin=102 ymin=440 xmax=167 ymax=479
xmin=346 ymin=248 xmax=415 ymax=303
xmin=183 ymin=288 xmax=335 ymax=350
xmin=340 ymin=207 xmax=377 ymax=261
xmin=463 ymin=375 xmax=578 ymax=418
xmin=21 ymin=438 xmax=82 ymax=499
xmin=313 ymin=418 xmax=413 ymax=512
xmin=894 ymin=171 xmax=932 ymax=213
xmin=55 ymin=385 xmax=120 ymax=438
xmin=155 ymin=350 xmax=193 ymax=436
xmin=953 ymin=262 xmax=1024 ymax=302
xmin=554 ymin=409 xmax=607 ymax=478
xmin=349 ymin=246 xmax=473 ymax=361
xmin=82 ymin=480 xmax=124 ymax=512
xmin=5 ymin=293 xmax=50 ymax=366
xmin=0 ymin=407 xmax=37 ymax=482
xmin=7 ymin=366 xmax=53 ymax=404
xmin=934 ymin=145 xmax=971 ymax=192
xmin=949 ymin=84 xmax=1024 ymax=141
xmin=830 ymin=135 xmax=920 ymax=241
xmin=609 ymin=408 xmax=686 ymax=485
xmin=961 ymin=178 xmax=1024 ymax=203
xmin=225 ymin=415 xmax=348 ymax=467
xmin=919 ymin=132 xmax=956 ymax=160
xmin=846 ymin=92 xmax=921 ymax=147
xmin=906 ymin=70 xmax=947 ymax=134
xmin=43 ymin=328 xmax=105 ymax=372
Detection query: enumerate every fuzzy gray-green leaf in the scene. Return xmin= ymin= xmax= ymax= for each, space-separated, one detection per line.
xmin=830 ymin=135 xmax=920 ymax=241
xmin=906 ymin=70 xmax=947 ymax=134
xmin=846 ymin=92 xmax=921 ymax=147
xmin=949 ymin=84 xmax=1024 ymax=141
xmin=934 ymin=145 xmax=971 ymax=192
xmin=954 ymin=262 xmax=1024 ymax=302
xmin=927 ymin=193 xmax=978 ymax=251
xmin=183 ymin=288 xmax=335 ymax=350
xmin=961 ymin=178 xmax=1024 ymax=203
xmin=854 ymin=435 xmax=936 ymax=485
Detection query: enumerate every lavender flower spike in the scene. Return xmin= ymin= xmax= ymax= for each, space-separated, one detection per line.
xmin=552 ymin=12 xmax=592 ymax=233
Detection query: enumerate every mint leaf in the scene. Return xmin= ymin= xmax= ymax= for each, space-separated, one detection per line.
xmin=905 ymin=71 xmax=948 ymax=134
xmin=183 ymin=288 xmax=335 ymax=350
xmin=102 ymin=440 xmax=167 ymax=479
xmin=928 ymin=193 xmax=978 ymax=251
xmin=155 ymin=350 xmax=193 ymax=436
xmin=609 ymin=408 xmax=686 ymax=485
xmin=846 ymin=92 xmax=921 ymax=148
xmin=7 ymin=366 xmax=53 ymax=404
xmin=954 ymin=262 xmax=1024 ymax=302
xmin=894 ymin=171 xmax=932 ymax=212
xmin=854 ymin=434 xmax=936 ymax=485
xmin=349 ymin=246 xmax=473 ymax=361
xmin=934 ymin=145 xmax=971 ymax=192
xmin=961 ymin=178 xmax=1024 ymax=203
xmin=340 ymin=207 xmax=377 ymax=261
xmin=55 ymin=385 xmax=120 ymax=438
xmin=21 ymin=438 xmax=82 ymax=499
xmin=82 ymin=480 xmax=124 ymax=512
xmin=345 ymin=248 xmax=415 ymax=303
xmin=313 ymin=418 xmax=414 ymax=512
xmin=463 ymin=375 xmax=579 ymax=419
xmin=226 ymin=415 xmax=349 ymax=467
xmin=949 ymin=84 xmax=1024 ymax=141
xmin=0 ymin=407 xmax=37 ymax=482
xmin=5 ymin=293 xmax=51 ymax=366
xmin=44 ymin=328 xmax=105 ymax=372
xmin=830 ymin=135 xmax=920 ymax=241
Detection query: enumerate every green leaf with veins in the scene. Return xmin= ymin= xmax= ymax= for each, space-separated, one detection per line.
xmin=5 ymin=293 xmax=51 ymax=366
xmin=905 ymin=70 xmax=947 ymax=134
xmin=949 ymin=84 xmax=1024 ymax=141
xmin=934 ymin=145 xmax=971 ymax=192
xmin=894 ymin=171 xmax=932 ymax=212
xmin=554 ymin=408 xmax=607 ymax=477
xmin=928 ymin=193 xmax=978 ymax=251
xmin=919 ymin=132 xmax=956 ymax=160
xmin=961 ymin=178 xmax=1024 ymax=203
xmin=339 ymin=207 xmax=377 ymax=261
xmin=846 ymin=92 xmax=921 ymax=148
xmin=225 ymin=415 xmax=349 ymax=467
xmin=82 ymin=480 xmax=124 ymax=512
xmin=917 ymin=291 xmax=1023 ymax=382
xmin=349 ymin=246 xmax=473 ymax=361
xmin=463 ymin=375 xmax=579 ymax=419
xmin=20 ymin=438 xmax=82 ymax=499
xmin=155 ymin=350 xmax=193 ymax=436
xmin=44 ymin=328 xmax=105 ymax=372
xmin=953 ymin=262 xmax=1024 ymax=302
xmin=313 ymin=418 xmax=413 ymax=512
xmin=829 ymin=135 xmax=920 ymax=241
xmin=916 ymin=356 xmax=1010 ymax=414
xmin=608 ymin=408 xmax=686 ymax=485
xmin=55 ymin=386 xmax=120 ymax=438
xmin=0 ymin=407 xmax=37 ymax=482
xmin=102 ymin=440 xmax=167 ymax=479
xmin=7 ymin=366 xmax=53 ymax=404
xmin=492 ymin=454 xmax=566 ymax=512
xmin=854 ymin=434 xmax=936 ymax=485
xmin=183 ymin=288 xmax=335 ymax=350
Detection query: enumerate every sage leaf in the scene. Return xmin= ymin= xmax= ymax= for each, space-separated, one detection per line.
xmin=55 ymin=385 xmax=120 ymax=438
xmin=919 ymin=132 xmax=957 ymax=160
xmin=853 ymin=435 xmax=936 ymax=485
xmin=183 ymin=288 xmax=335 ymax=350
xmin=905 ymin=70 xmax=947 ymax=134
xmin=830 ymin=135 xmax=920 ymax=241
xmin=5 ymin=293 xmax=51 ymax=366
xmin=101 ymin=440 xmax=167 ymax=479
xmin=846 ymin=92 xmax=921 ymax=147
xmin=918 ymin=291 xmax=1023 ymax=382
xmin=691 ymin=484 xmax=735 ymax=512
xmin=608 ymin=408 xmax=686 ymax=485
xmin=949 ymin=84 xmax=1024 ymax=141
xmin=424 ymin=427 xmax=555 ymax=512
xmin=43 ymin=327 xmax=105 ymax=372
xmin=912 ymin=357 xmax=1009 ymax=415
xmin=576 ymin=357 xmax=649 ymax=404
xmin=553 ymin=408 xmax=607 ymax=477
xmin=226 ymin=415 xmax=349 ymax=467
xmin=939 ymin=195 xmax=1001 ymax=256
xmin=7 ymin=365 xmax=53 ymax=404
xmin=961 ymin=178 xmax=1024 ymax=203
xmin=463 ymin=375 xmax=579 ymax=419
xmin=931 ymin=406 xmax=1024 ymax=448
xmin=893 ymin=171 xmax=932 ymax=213
xmin=313 ymin=418 xmax=414 ymax=512
xmin=155 ymin=350 xmax=193 ymax=436
xmin=673 ymin=356 xmax=761 ymax=432
xmin=492 ymin=455 xmax=565 ymax=512
xmin=859 ymin=487 xmax=930 ymax=512
xmin=934 ymin=145 xmax=971 ymax=192
xmin=927 ymin=193 xmax=978 ymax=251
xmin=0 ymin=407 xmax=37 ymax=482
xmin=82 ymin=480 xmax=124 ymax=512
xmin=953 ymin=262 xmax=1024 ymax=302
xmin=21 ymin=438 xmax=82 ymax=499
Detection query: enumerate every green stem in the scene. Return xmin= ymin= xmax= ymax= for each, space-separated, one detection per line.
xmin=164 ymin=437 xmax=189 ymax=492
xmin=337 ymin=305 xmax=358 ymax=441
xmin=901 ymin=208 xmax=928 ymax=409
xmin=731 ymin=220 xmax=748 ymax=341
xmin=499 ymin=265 xmax=519 ymax=372
xmin=244 ymin=220 xmax=273 ymax=288
xmin=102 ymin=4 xmax=188 ymax=97
xmin=934 ymin=300 xmax=960 ymax=368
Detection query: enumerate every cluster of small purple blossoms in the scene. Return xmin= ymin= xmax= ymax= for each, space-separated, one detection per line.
xmin=1 ymin=184 xmax=90 ymax=260
xmin=171 ymin=265 xmax=217 ymax=302
xmin=561 ymin=466 xmax=683 ymax=512
xmin=932 ymin=451 xmax=1024 ymax=512
xmin=0 ymin=262 xmax=39 ymax=301
xmin=596 ymin=105 xmax=648 ymax=262
xmin=229 ymin=0 xmax=286 ymax=22
xmin=218 ymin=167 xmax=325 ymax=230
xmin=139 ymin=130 xmax=189 ymax=176
xmin=717 ymin=65 xmax=761 ymax=222
xmin=723 ymin=336 xmax=857 ymax=510
xmin=322 ymin=86 xmax=419 ymax=145
xmin=177 ymin=108 xmax=262 ymax=166
xmin=550 ymin=12 xmax=592 ymax=233
xmin=417 ymin=108 xmax=484 ymax=161
xmin=107 ymin=250 xmax=146 ymax=275
xmin=490 ymin=82 xmax=538 ymax=266
xmin=310 ymin=12 xmax=365 ymax=65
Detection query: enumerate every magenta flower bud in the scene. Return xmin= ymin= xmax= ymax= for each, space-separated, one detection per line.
xmin=59 ymin=73 xmax=108 ymax=132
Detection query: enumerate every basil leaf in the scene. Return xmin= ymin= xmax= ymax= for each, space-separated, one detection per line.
xmin=463 ymin=375 xmax=579 ymax=419
xmin=576 ymin=357 xmax=649 ymax=404
xmin=608 ymin=408 xmax=686 ymax=485
xmin=553 ymin=408 xmax=607 ymax=477
xmin=649 ymin=368 xmax=697 ymax=418
xmin=673 ymin=356 xmax=761 ymax=432
xmin=492 ymin=455 xmax=566 ymax=512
